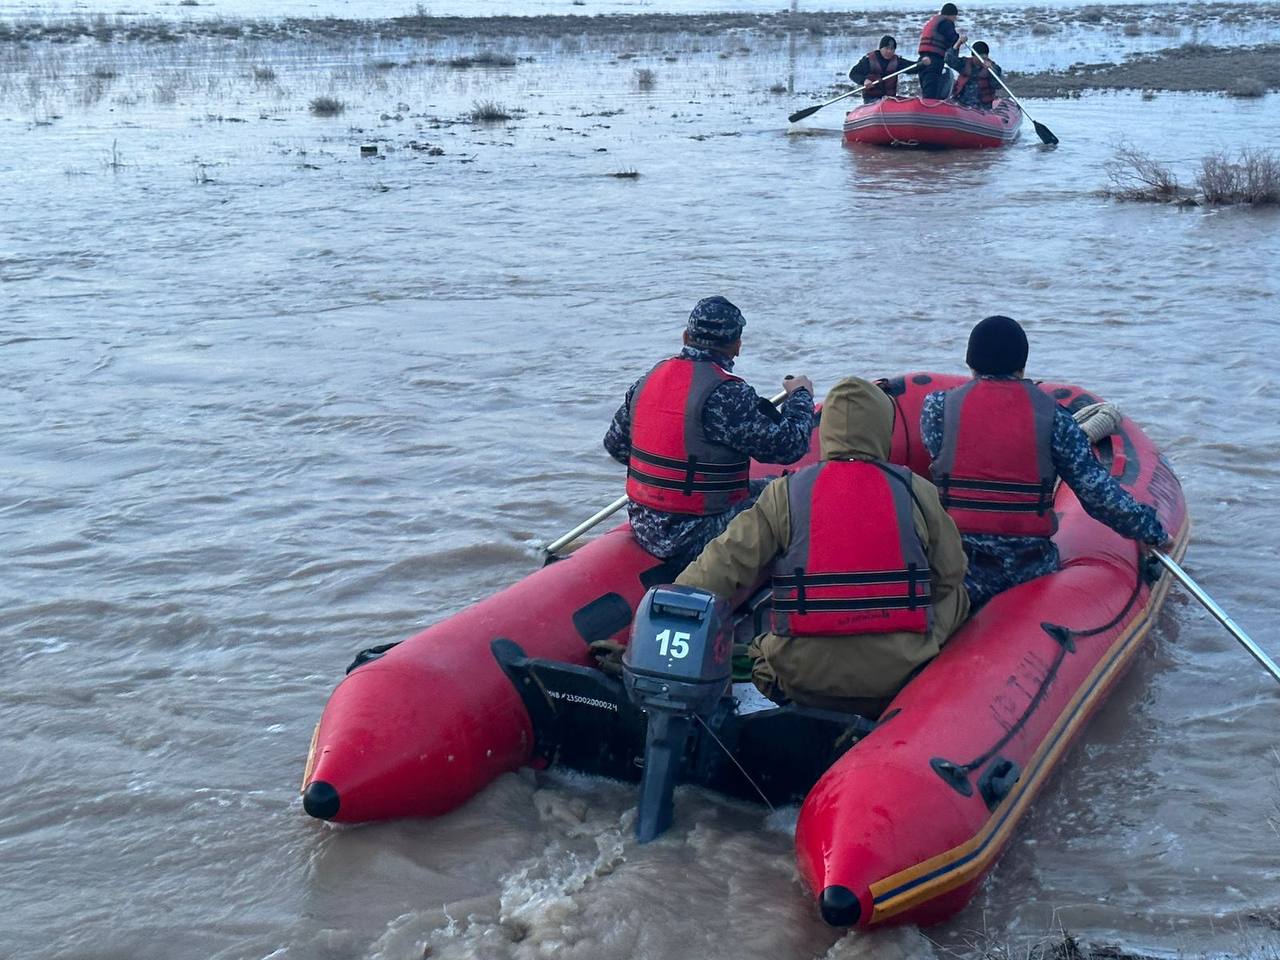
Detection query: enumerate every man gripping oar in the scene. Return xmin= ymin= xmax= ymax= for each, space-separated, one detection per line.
xmin=603 ymin=297 xmax=815 ymax=568
xmin=847 ymin=36 xmax=917 ymax=104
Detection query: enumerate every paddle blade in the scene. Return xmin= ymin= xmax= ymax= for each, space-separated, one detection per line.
xmin=788 ymin=104 xmax=822 ymax=124
xmin=1033 ymin=120 xmax=1059 ymax=145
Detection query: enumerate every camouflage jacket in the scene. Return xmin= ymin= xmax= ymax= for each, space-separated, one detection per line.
xmin=920 ymin=376 xmax=1167 ymax=606
xmin=604 ymin=346 xmax=815 ymax=560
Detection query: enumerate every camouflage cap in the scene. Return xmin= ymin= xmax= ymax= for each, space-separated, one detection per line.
xmin=686 ymin=296 xmax=746 ymax=347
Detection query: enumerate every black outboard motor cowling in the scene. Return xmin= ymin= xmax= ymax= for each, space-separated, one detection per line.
xmin=623 ymin=585 xmax=733 ymax=842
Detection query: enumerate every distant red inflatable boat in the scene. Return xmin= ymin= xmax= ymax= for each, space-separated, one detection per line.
xmin=302 ymin=373 xmax=1188 ymax=929
xmin=843 ymin=97 xmax=1022 ymax=148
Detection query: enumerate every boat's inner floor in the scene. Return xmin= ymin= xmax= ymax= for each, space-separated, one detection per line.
xmin=491 ymin=582 xmax=879 ymax=810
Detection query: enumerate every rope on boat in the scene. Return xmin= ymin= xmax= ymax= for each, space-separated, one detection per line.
xmin=930 ymin=398 xmax=1142 ymax=798
xmin=874 ymin=95 xmax=919 ymax=147
xmin=694 ymin=713 xmax=776 ymax=811
xmin=1073 ymin=401 xmax=1124 ymax=444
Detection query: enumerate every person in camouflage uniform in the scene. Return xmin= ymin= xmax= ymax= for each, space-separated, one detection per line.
xmin=604 ymin=296 xmax=815 ymax=566
xmin=945 ymin=41 xmax=1002 ymax=108
xmin=921 ymin=315 xmax=1169 ymax=609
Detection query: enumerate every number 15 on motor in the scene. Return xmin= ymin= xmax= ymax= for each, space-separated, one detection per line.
xmin=655 ymin=629 xmax=690 ymax=659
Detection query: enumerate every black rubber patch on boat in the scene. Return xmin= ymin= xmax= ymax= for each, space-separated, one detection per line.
xmin=1066 ymin=392 xmax=1098 ymax=413
xmin=911 ymin=374 xmax=932 ymax=386
xmin=930 ymin=758 xmax=973 ymax=796
xmin=878 ymin=376 xmax=907 ymax=396
xmin=572 ymin=593 xmax=633 ymax=645
xmin=978 ymin=757 xmax=1021 ymax=811
xmin=640 ymin=558 xmax=686 ymax=589
xmin=345 ymin=641 xmax=400 ymax=674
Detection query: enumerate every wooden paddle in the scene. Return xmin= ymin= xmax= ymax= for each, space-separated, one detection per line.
xmin=787 ymin=65 xmax=918 ymax=124
xmin=963 ymin=43 xmax=1059 ymax=145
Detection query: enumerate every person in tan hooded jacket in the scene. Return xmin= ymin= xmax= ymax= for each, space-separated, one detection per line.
xmin=675 ymin=377 xmax=969 ymax=714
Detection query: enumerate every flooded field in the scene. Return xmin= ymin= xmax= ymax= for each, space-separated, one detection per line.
xmin=2 ymin=6 xmax=1279 ymax=960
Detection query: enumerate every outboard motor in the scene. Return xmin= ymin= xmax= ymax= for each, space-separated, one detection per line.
xmin=623 ymin=584 xmax=733 ymax=842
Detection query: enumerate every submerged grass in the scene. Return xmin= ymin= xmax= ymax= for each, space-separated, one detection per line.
xmin=469 ymin=99 xmax=511 ymax=122
xmin=448 ymin=51 xmax=517 ymax=68
xmin=309 ymin=95 xmax=345 ymax=116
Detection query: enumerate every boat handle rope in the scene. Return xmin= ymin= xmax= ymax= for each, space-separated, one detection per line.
xmin=693 ymin=713 xmax=776 ymax=812
xmin=930 ymin=558 xmax=1148 ymax=798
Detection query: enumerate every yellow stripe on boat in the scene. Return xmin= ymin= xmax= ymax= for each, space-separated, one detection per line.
xmin=868 ymin=521 xmax=1190 ymax=923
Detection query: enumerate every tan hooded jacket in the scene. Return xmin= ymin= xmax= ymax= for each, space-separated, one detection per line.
xmin=675 ymin=377 xmax=969 ymax=708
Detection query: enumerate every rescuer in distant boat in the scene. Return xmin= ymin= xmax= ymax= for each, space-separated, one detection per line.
xmin=675 ymin=377 xmax=969 ymax=716
xmin=946 ymin=41 xmax=1002 ymax=108
xmin=916 ymin=2 xmax=966 ymax=100
xmin=920 ymin=316 xmax=1171 ymax=609
xmin=604 ymin=296 xmax=815 ymax=566
xmin=847 ymin=36 xmax=917 ymax=104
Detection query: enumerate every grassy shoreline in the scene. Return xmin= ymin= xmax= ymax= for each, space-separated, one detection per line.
xmin=2 ymin=2 xmax=1279 ymax=46
xmin=1014 ymin=41 xmax=1280 ymax=96
xmin=2 ymin=6 xmax=1278 ymax=98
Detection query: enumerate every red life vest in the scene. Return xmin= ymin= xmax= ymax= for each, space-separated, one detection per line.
xmin=918 ymin=14 xmax=948 ymax=57
xmin=626 ymin=357 xmax=751 ymax=516
xmin=952 ymin=56 xmax=997 ymax=106
xmin=864 ymin=50 xmax=902 ymax=97
xmin=771 ymin=460 xmax=932 ymax=638
xmin=929 ymin=379 xmax=1060 ymax=537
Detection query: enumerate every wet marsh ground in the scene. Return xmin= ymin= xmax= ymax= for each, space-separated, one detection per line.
xmin=3 ymin=5 xmax=1280 ymax=960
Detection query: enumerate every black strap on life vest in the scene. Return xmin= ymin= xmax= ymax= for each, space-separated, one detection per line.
xmin=627 ymin=446 xmax=750 ymax=495
xmin=936 ymin=474 xmax=1054 ymax=515
xmin=774 ymin=565 xmax=932 ymax=613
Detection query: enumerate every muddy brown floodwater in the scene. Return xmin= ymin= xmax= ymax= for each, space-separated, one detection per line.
xmin=2 ymin=7 xmax=1279 ymax=960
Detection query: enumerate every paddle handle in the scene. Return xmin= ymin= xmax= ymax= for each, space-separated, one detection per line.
xmin=960 ymin=43 xmax=1058 ymax=145
xmin=543 ymin=388 xmax=792 ymax=557
xmin=544 ymin=494 xmax=629 ymax=557
xmin=788 ymin=64 xmax=917 ymax=124
xmin=1153 ymin=549 xmax=1280 ymax=685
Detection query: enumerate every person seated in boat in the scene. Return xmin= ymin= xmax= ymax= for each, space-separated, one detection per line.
xmin=848 ymin=36 xmax=917 ymax=104
xmin=945 ymin=41 xmax=1002 ymax=109
xmin=920 ymin=316 xmax=1171 ymax=610
xmin=604 ymin=296 xmax=815 ymax=566
xmin=916 ymin=3 xmax=966 ymax=100
xmin=674 ymin=377 xmax=969 ymax=716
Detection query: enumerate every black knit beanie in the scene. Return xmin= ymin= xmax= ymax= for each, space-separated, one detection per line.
xmin=965 ymin=315 xmax=1028 ymax=375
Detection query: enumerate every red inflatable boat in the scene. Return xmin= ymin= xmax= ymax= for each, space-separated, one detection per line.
xmin=843 ymin=97 xmax=1022 ymax=148
xmin=302 ymin=372 xmax=1188 ymax=929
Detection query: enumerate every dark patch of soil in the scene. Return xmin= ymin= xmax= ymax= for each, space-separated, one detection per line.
xmin=1014 ymin=41 xmax=1280 ymax=96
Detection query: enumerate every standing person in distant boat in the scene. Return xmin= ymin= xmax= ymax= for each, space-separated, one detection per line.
xmin=920 ymin=316 xmax=1171 ymax=610
xmin=603 ymin=296 xmax=816 ymax=567
xmin=946 ymin=41 xmax=1002 ymax=108
xmin=916 ymin=2 xmax=966 ymax=100
xmin=848 ymin=36 xmax=917 ymax=104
